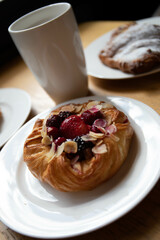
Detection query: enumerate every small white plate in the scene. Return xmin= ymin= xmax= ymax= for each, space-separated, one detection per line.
xmin=0 ymin=96 xmax=160 ymax=239
xmin=84 ymin=17 xmax=160 ymax=79
xmin=0 ymin=88 xmax=31 ymax=147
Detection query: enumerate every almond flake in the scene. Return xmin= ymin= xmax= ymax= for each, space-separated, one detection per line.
xmin=105 ymin=124 xmax=117 ymax=135
xmin=56 ymin=142 xmax=65 ymax=157
xmin=102 ymin=102 xmax=113 ymax=109
xmin=41 ymin=124 xmax=52 ymax=145
xmin=47 ymin=142 xmax=56 ymax=159
xmin=89 ymin=131 xmax=104 ymax=139
xmin=74 ymin=105 xmax=83 ymax=113
xmin=41 ymin=122 xmax=47 ymax=137
xmin=86 ymin=101 xmax=100 ymax=110
xmin=94 ymin=119 xmax=107 ymax=128
xmin=42 ymin=134 xmax=52 ymax=145
xmin=81 ymin=134 xmax=97 ymax=141
xmin=89 ymin=105 xmax=102 ymax=113
xmin=64 ymin=141 xmax=77 ymax=153
xmin=92 ymin=144 xmax=107 ymax=154
xmin=97 ymin=126 xmax=106 ymax=134
xmin=61 ymin=104 xmax=75 ymax=112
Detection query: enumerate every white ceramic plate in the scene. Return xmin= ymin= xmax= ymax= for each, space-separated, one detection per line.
xmin=0 ymin=88 xmax=31 ymax=147
xmin=84 ymin=17 xmax=160 ymax=79
xmin=0 ymin=96 xmax=160 ymax=239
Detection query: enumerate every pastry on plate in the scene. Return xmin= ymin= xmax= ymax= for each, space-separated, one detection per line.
xmin=23 ymin=100 xmax=133 ymax=192
xmin=99 ymin=22 xmax=160 ymax=74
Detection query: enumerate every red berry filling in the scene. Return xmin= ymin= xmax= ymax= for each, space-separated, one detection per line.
xmin=46 ymin=111 xmax=73 ymax=128
xmin=60 ymin=115 xmax=89 ymax=139
xmin=46 ymin=115 xmax=61 ymax=128
xmin=81 ymin=109 xmax=103 ymax=125
xmin=47 ymin=127 xmax=59 ymax=139
xmin=45 ymin=108 xmax=105 ymax=154
xmin=54 ymin=137 xmax=66 ymax=150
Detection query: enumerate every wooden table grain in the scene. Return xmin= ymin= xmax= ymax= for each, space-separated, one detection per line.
xmin=0 ymin=21 xmax=160 ymax=240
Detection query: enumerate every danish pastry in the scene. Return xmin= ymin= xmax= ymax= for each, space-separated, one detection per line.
xmin=23 ymin=100 xmax=133 ymax=192
xmin=99 ymin=22 xmax=160 ymax=74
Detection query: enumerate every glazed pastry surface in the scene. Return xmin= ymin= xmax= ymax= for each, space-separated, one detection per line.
xmin=23 ymin=101 xmax=133 ymax=192
xmin=99 ymin=22 xmax=160 ymax=74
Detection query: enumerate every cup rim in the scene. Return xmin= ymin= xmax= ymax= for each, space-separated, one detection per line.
xmin=8 ymin=2 xmax=71 ymax=33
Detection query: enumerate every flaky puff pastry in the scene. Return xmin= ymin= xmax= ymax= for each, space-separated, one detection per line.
xmin=23 ymin=101 xmax=133 ymax=192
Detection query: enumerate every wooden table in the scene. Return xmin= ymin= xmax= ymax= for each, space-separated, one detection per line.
xmin=0 ymin=21 xmax=160 ymax=240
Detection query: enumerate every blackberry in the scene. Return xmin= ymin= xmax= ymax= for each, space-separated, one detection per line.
xmin=46 ymin=111 xmax=72 ymax=128
xmin=74 ymin=136 xmax=94 ymax=152
xmin=58 ymin=111 xmax=72 ymax=121
xmin=85 ymin=141 xmax=94 ymax=149
xmin=46 ymin=114 xmax=61 ymax=128
xmin=74 ymin=136 xmax=86 ymax=152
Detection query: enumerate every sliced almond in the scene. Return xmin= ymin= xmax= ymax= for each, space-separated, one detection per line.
xmin=81 ymin=134 xmax=97 ymax=142
xmin=102 ymin=102 xmax=113 ymax=109
xmin=89 ymin=131 xmax=104 ymax=139
xmin=64 ymin=141 xmax=77 ymax=154
xmin=86 ymin=101 xmax=100 ymax=110
xmin=82 ymin=131 xmax=104 ymax=142
xmin=74 ymin=105 xmax=83 ymax=113
xmin=92 ymin=144 xmax=107 ymax=154
xmin=41 ymin=127 xmax=46 ymax=139
xmin=41 ymin=121 xmax=47 ymax=137
xmin=96 ymin=126 xmax=106 ymax=134
xmin=56 ymin=142 xmax=65 ymax=157
xmin=47 ymin=142 xmax=56 ymax=160
xmin=42 ymin=134 xmax=52 ymax=145
xmin=61 ymin=104 xmax=75 ymax=112
xmin=41 ymin=124 xmax=52 ymax=146
xmin=105 ymin=124 xmax=117 ymax=135
xmin=89 ymin=105 xmax=103 ymax=113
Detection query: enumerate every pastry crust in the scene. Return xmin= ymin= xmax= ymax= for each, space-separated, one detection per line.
xmin=23 ymin=101 xmax=133 ymax=192
xmin=99 ymin=22 xmax=160 ymax=74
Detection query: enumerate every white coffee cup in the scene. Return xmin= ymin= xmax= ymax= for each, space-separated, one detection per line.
xmin=8 ymin=3 xmax=88 ymax=103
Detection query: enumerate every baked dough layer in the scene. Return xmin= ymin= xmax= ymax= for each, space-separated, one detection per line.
xmin=23 ymin=101 xmax=133 ymax=192
xmin=99 ymin=22 xmax=160 ymax=74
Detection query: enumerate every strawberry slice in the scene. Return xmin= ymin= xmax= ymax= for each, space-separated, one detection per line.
xmin=60 ymin=115 xmax=89 ymax=139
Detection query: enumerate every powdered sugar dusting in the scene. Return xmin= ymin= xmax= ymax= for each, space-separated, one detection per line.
xmin=103 ymin=22 xmax=160 ymax=64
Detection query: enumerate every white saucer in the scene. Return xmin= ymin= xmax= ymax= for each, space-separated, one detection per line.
xmin=0 ymin=95 xmax=160 ymax=239
xmin=84 ymin=17 xmax=160 ymax=79
xmin=0 ymin=88 xmax=31 ymax=147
